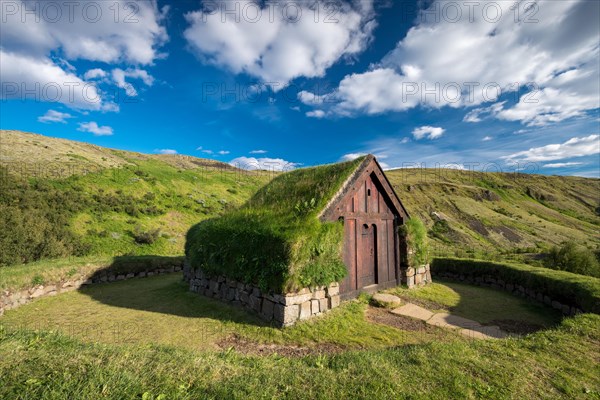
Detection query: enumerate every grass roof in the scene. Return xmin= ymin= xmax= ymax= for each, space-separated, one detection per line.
xmin=185 ymin=157 xmax=366 ymax=293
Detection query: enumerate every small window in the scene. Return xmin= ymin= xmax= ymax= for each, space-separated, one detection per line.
xmin=367 ymin=188 xmax=371 ymax=196
xmin=362 ymin=224 xmax=370 ymax=235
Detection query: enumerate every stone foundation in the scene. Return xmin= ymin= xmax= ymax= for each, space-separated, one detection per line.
xmin=0 ymin=265 xmax=182 ymax=317
xmin=183 ymin=263 xmax=341 ymax=327
xmin=403 ymin=264 xmax=432 ymax=289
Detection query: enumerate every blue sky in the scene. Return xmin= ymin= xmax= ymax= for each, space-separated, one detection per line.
xmin=1 ymin=0 xmax=599 ymax=176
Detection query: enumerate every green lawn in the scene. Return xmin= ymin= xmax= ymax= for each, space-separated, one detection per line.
xmin=1 ymin=275 xmax=599 ymax=398
xmin=1 ymin=312 xmax=598 ymax=398
xmin=0 ymin=274 xmax=455 ymax=351
xmin=388 ymin=279 xmax=562 ymax=330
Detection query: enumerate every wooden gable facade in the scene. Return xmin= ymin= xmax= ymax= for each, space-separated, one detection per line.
xmin=320 ymin=155 xmax=409 ymax=299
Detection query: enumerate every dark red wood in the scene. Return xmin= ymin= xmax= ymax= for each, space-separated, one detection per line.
xmin=321 ymin=157 xmax=408 ymax=295
xmin=358 ymin=224 xmax=376 ymax=287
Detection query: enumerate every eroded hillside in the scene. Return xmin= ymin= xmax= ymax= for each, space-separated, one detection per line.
xmin=388 ymin=168 xmax=600 ymax=259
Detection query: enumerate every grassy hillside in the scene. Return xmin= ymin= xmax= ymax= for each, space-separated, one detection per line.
xmin=1 ymin=130 xmax=598 ymax=268
xmin=0 ymin=130 xmax=273 ymax=266
xmin=388 ymin=168 xmax=600 ymax=261
xmin=0 ymin=129 xmax=230 ymax=175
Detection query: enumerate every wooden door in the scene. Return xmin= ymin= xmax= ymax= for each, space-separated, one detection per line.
xmin=359 ymin=223 xmax=378 ymax=287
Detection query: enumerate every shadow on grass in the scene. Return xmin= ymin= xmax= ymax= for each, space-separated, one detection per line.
xmin=78 ymin=255 xmax=271 ymax=328
xmin=79 ymin=257 xmax=565 ymax=335
xmin=391 ymin=278 xmax=564 ymax=335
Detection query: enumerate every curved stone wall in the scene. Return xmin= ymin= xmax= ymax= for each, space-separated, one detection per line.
xmin=431 ymin=270 xmax=582 ymax=316
xmin=0 ymin=265 xmax=183 ymax=317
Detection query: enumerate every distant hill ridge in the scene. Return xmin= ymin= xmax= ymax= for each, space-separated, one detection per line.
xmin=1 ymin=129 xmax=598 ymax=262
xmin=0 ymin=130 xmax=235 ymax=177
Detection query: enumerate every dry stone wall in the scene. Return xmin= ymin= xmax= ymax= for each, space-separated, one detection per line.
xmin=183 ymin=262 xmax=341 ymax=327
xmin=0 ymin=265 xmax=182 ymax=317
xmin=403 ymin=264 xmax=432 ymax=288
xmin=432 ymin=270 xmax=582 ymax=316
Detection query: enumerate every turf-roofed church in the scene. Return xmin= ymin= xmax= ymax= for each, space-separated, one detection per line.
xmin=184 ymin=155 xmax=410 ymax=326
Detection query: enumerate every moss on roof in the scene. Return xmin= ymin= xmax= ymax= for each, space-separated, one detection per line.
xmin=185 ymin=157 xmax=367 ymax=293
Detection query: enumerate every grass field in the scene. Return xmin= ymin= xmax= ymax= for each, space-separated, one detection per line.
xmin=0 ymin=274 xmax=459 ymax=351
xmin=0 ymin=274 xmax=599 ymax=398
xmin=2 ymin=130 xmax=600 ymax=398
xmin=388 ymin=279 xmax=563 ymax=331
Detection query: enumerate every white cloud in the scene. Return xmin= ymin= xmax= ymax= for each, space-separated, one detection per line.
xmin=378 ymin=161 xmax=391 ymax=170
xmin=502 ymin=135 xmax=600 ymax=163
xmin=463 ymin=103 xmax=506 ymax=123
xmin=250 ymin=150 xmax=268 ymax=154
xmin=201 ymin=150 xmax=214 ymax=155
xmin=298 ymin=90 xmax=333 ymax=106
xmin=440 ymin=163 xmax=467 ymax=170
xmin=78 ymin=122 xmax=114 ymax=136
xmin=155 ymin=149 xmax=177 ymax=155
xmin=340 ymin=153 xmax=367 ymax=161
xmin=302 ymin=0 xmax=599 ymax=125
xmin=412 ymin=126 xmax=445 ymax=140
xmin=0 ymin=1 xmax=168 ymax=109
xmin=306 ymin=110 xmax=326 ymax=118
xmin=229 ymin=156 xmax=300 ymax=171
xmin=543 ymin=162 xmax=584 ymax=168
xmin=493 ymin=82 xmax=600 ymax=126
xmin=340 ymin=153 xmax=390 ymax=165
xmin=111 ymin=69 xmax=136 ymax=97
xmin=334 ymin=68 xmax=422 ymax=114
xmin=0 ymin=50 xmax=103 ymax=110
xmin=2 ymin=1 xmax=169 ymax=65
xmin=84 ymin=68 xmax=108 ymax=81
xmin=218 ymin=150 xmax=230 ymax=155
xmin=184 ymin=0 xmax=376 ymax=88
xmin=38 ymin=109 xmax=73 ymax=124
xmin=482 ymin=136 xmax=493 ymax=141
xmin=400 ymin=137 xmax=410 ymax=144
xmin=111 ymin=68 xmax=154 ymax=97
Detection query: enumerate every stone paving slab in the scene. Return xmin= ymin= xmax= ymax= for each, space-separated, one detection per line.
xmin=390 ymin=300 xmax=509 ymax=340
xmin=372 ymin=293 xmax=402 ymax=308
xmin=391 ymin=303 xmax=433 ymax=321
xmin=426 ymin=313 xmax=483 ymax=330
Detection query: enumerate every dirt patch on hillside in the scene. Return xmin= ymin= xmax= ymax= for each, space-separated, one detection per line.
xmin=493 ymin=226 xmax=522 ymax=243
xmin=467 ymin=217 xmax=490 ymax=236
xmin=526 ymin=187 xmax=557 ymax=202
xmin=475 ymin=189 xmax=501 ymax=202
xmin=217 ymin=334 xmax=346 ymax=357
